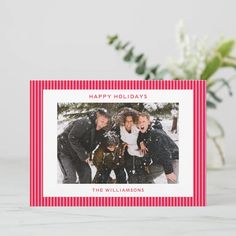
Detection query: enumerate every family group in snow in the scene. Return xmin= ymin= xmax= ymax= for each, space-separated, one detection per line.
xmin=57 ymin=107 xmax=179 ymax=184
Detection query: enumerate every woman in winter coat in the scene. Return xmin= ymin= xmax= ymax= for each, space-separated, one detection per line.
xmin=113 ymin=108 xmax=150 ymax=184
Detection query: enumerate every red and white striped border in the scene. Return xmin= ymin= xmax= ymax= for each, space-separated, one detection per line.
xmin=30 ymin=80 xmax=206 ymax=207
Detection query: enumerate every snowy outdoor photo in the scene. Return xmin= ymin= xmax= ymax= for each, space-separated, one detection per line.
xmin=57 ymin=103 xmax=179 ymax=185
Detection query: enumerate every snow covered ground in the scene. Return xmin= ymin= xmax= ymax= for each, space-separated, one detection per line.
xmin=57 ymin=118 xmax=179 ymax=184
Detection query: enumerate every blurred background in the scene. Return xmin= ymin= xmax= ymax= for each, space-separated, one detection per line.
xmin=0 ymin=0 xmax=235 ymax=163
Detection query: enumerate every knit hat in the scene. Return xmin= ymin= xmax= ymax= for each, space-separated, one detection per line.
xmin=101 ymin=131 xmax=119 ymax=148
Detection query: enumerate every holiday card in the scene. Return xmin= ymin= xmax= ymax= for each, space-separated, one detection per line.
xmin=30 ymin=80 xmax=206 ymax=206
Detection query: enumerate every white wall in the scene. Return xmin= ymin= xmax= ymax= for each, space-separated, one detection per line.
xmin=0 ymin=0 xmax=235 ymax=159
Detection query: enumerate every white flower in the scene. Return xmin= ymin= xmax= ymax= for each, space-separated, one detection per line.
xmin=168 ymin=21 xmax=210 ymax=80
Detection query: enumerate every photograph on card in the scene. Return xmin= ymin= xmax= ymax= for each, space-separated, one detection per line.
xmin=57 ymin=103 xmax=179 ymax=185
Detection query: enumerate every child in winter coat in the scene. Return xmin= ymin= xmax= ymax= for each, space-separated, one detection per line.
xmin=92 ymin=131 xmax=126 ymax=183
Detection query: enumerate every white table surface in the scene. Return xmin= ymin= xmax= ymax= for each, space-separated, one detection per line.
xmin=0 ymin=158 xmax=236 ymax=236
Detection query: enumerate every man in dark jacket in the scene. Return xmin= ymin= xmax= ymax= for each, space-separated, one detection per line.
xmin=57 ymin=109 xmax=110 ymax=183
xmin=137 ymin=112 xmax=179 ymax=184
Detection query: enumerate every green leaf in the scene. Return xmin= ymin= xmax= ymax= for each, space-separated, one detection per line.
xmin=121 ymin=42 xmax=130 ymax=49
xmin=144 ymin=73 xmax=151 ymax=80
xmin=135 ymin=60 xmax=146 ymax=75
xmin=201 ymin=54 xmax=222 ymax=80
xmin=153 ymin=68 xmax=169 ymax=80
xmin=150 ymin=65 xmax=160 ymax=75
xmin=217 ymin=39 xmax=235 ymax=57
xmin=207 ymin=100 xmax=217 ymax=109
xmin=207 ymin=78 xmax=233 ymax=96
xmin=208 ymin=90 xmax=222 ymax=103
xmin=222 ymin=56 xmax=236 ymax=69
xmin=107 ymin=35 xmax=118 ymax=45
xmin=115 ymin=41 xmax=122 ymax=50
xmin=135 ymin=54 xmax=144 ymax=63
xmin=123 ymin=47 xmax=134 ymax=62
